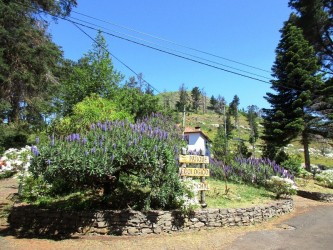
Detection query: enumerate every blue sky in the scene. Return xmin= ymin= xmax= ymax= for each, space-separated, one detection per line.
xmin=47 ymin=0 xmax=292 ymax=109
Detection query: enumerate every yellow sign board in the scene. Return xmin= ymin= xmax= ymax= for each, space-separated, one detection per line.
xmin=179 ymin=167 xmax=210 ymax=177
xmin=193 ymin=182 xmax=210 ymax=191
xmin=179 ymin=155 xmax=209 ymax=164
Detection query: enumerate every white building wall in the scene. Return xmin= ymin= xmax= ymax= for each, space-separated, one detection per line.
xmin=186 ymin=133 xmax=208 ymax=155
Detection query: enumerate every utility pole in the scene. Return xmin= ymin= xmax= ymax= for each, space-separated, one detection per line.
xmin=182 ymin=106 xmax=186 ymax=137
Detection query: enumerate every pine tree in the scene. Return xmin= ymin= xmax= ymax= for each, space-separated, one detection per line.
xmin=246 ymin=105 xmax=259 ymax=156
xmin=60 ymin=31 xmax=123 ymax=115
xmin=210 ymin=95 xmax=218 ymax=109
xmin=229 ymin=95 xmax=240 ymax=127
xmin=0 ymin=0 xmax=76 ymax=124
xmin=191 ymin=87 xmax=201 ymax=112
xmin=262 ymin=20 xmax=322 ymax=170
xmin=176 ymin=83 xmax=189 ymax=112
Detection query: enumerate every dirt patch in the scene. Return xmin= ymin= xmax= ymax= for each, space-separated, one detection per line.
xmin=0 ymin=178 xmax=330 ymax=250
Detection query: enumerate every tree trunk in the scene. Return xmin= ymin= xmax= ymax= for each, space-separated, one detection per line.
xmin=302 ymin=132 xmax=311 ymax=172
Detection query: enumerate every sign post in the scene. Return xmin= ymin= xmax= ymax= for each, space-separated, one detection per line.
xmin=179 ymin=151 xmax=209 ymax=207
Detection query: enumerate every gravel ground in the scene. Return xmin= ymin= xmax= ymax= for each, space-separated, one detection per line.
xmin=0 ymin=177 xmax=331 ymax=250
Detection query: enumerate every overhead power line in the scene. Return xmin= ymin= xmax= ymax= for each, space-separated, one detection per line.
xmin=72 ymin=23 xmax=161 ymax=94
xmin=72 ymin=10 xmax=272 ymax=74
xmin=65 ymin=19 xmax=271 ymax=84
xmin=13 ymin=1 xmax=273 ymax=85
xmin=67 ymin=16 xmax=271 ymax=80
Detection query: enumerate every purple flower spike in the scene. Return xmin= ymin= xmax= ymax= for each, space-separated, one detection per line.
xmin=111 ymin=154 xmax=115 ymax=162
xmin=82 ymin=137 xmax=87 ymax=145
xmin=31 ymin=146 xmax=39 ymax=156
xmin=35 ymin=137 xmax=40 ymax=144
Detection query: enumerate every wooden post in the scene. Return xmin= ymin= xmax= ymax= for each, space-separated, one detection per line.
xmin=200 ymin=152 xmax=207 ymax=208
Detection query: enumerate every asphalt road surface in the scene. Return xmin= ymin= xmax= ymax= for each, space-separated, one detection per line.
xmin=227 ymin=205 xmax=333 ymax=250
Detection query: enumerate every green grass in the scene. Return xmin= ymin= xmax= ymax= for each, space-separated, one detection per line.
xmin=204 ymin=179 xmax=275 ymax=208
xmin=295 ymin=178 xmax=333 ymax=194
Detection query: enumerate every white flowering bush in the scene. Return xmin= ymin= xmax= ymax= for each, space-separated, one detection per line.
xmin=0 ymin=146 xmax=32 ymax=179
xmin=315 ymin=169 xmax=333 ymax=188
xmin=175 ymin=178 xmax=200 ymax=213
xmin=266 ymin=176 xmax=297 ymax=198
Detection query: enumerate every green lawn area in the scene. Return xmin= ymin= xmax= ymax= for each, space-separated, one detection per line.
xmin=204 ymin=179 xmax=276 ymax=209
xmin=295 ymin=178 xmax=333 ymax=194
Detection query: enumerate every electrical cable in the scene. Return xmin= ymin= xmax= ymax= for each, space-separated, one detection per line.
xmin=12 ymin=1 xmax=273 ymax=84
xmin=71 ymin=22 xmax=161 ymax=94
xmin=72 ymin=10 xmax=272 ymax=73
xmin=67 ymin=16 xmax=271 ymax=80
xmin=65 ymin=19 xmax=271 ymax=84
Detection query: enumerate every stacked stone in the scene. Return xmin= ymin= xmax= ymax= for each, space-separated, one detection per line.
xmin=8 ymin=199 xmax=294 ymax=237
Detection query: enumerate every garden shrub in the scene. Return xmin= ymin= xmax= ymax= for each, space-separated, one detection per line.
xmin=315 ymin=169 xmax=333 ymax=188
xmin=281 ymin=155 xmax=302 ymax=176
xmin=52 ymin=94 xmax=133 ymax=135
xmin=27 ymin=113 xmax=187 ymax=210
xmin=266 ymin=176 xmax=297 ymax=198
xmin=210 ymin=157 xmax=294 ymax=187
xmin=0 ymin=146 xmax=32 ymax=179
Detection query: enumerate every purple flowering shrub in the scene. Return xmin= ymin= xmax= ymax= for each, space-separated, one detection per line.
xmin=210 ymin=157 xmax=294 ymax=187
xmin=28 ymin=113 xmax=187 ymax=210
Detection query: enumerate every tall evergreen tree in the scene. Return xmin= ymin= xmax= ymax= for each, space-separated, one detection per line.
xmin=191 ymin=86 xmax=201 ymax=112
xmin=262 ymin=20 xmax=322 ymax=170
xmin=59 ymin=31 xmax=123 ymax=115
xmin=0 ymin=0 xmax=76 ymax=124
xmin=212 ymin=124 xmax=228 ymax=162
xmin=289 ymin=0 xmax=333 ymax=137
xmin=176 ymin=83 xmax=189 ymax=112
xmin=210 ymin=95 xmax=218 ymax=109
xmin=246 ymin=105 xmax=259 ymax=155
xmin=229 ymin=95 xmax=240 ymax=127
xmin=289 ymin=0 xmax=333 ymax=73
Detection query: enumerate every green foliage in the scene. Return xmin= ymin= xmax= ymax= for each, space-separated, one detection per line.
xmin=289 ymin=0 xmax=333 ymax=72
xmin=262 ymin=20 xmax=323 ymax=170
xmin=281 ymin=155 xmax=302 ymax=176
xmin=0 ymin=0 xmax=68 ymax=125
xmin=191 ymin=87 xmax=201 ymax=112
xmin=59 ymin=31 xmax=123 ymax=116
xmin=246 ymin=105 xmax=259 ymax=150
xmin=0 ymin=123 xmax=29 ymax=152
xmin=114 ymin=87 xmax=161 ymax=120
xmin=229 ymin=95 xmax=240 ymax=126
xmin=266 ymin=176 xmax=297 ymax=198
xmin=210 ymin=157 xmax=295 ymax=188
xmin=176 ymin=83 xmax=190 ymax=112
xmin=28 ymin=114 xmax=187 ymax=210
xmin=315 ymin=169 xmax=333 ymax=188
xmin=212 ymin=125 xmax=229 ymax=163
xmin=210 ymin=95 xmax=218 ymax=109
xmin=52 ymin=94 xmax=133 ymax=134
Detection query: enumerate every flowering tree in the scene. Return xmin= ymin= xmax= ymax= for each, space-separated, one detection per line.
xmin=29 ymin=113 xmax=187 ymax=209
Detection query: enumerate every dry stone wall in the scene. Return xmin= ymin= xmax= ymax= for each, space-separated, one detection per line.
xmin=297 ymin=190 xmax=333 ymax=202
xmin=8 ymin=199 xmax=293 ymax=237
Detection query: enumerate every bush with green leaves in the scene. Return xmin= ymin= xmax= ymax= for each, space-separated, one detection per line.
xmin=0 ymin=146 xmax=32 ymax=179
xmin=315 ymin=169 xmax=333 ymax=188
xmin=266 ymin=176 xmax=297 ymax=198
xmin=280 ymin=155 xmax=302 ymax=176
xmin=28 ymin=113 xmax=187 ymax=210
xmin=210 ymin=157 xmax=294 ymax=187
xmin=52 ymin=94 xmax=133 ymax=135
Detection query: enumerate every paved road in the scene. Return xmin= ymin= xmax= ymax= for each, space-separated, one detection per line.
xmin=228 ymin=205 xmax=333 ymax=250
